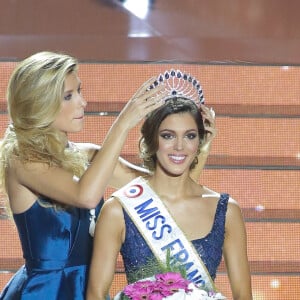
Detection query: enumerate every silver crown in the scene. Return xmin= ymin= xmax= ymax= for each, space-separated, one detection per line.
xmin=148 ymin=69 xmax=205 ymax=107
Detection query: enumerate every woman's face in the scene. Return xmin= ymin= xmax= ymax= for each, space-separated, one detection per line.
xmin=155 ymin=112 xmax=200 ymax=176
xmin=52 ymin=71 xmax=87 ymax=134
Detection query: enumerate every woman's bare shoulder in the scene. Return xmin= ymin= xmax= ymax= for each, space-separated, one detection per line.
xmin=202 ymin=186 xmax=239 ymax=205
xmin=6 ymin=159 xmax=40 ymax=213
xmin=101 ymin=197 xmax=124 ymax=218
xmin=201 ymin=186 xmax=220 ymax=198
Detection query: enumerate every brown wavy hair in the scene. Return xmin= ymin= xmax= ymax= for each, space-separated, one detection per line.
xmin=139 ymin=97 xmax=205 ymax=172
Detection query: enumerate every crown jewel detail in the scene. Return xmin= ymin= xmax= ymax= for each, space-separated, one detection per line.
xmin=149 ymin=69 xmax=205 ymax=107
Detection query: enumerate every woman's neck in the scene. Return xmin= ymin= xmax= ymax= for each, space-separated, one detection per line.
xmin=146 ymin=169 xmax=195 ymax=201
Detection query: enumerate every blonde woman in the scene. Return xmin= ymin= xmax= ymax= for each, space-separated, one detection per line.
xmin=0 ymin=51 xmax=167 ymax=299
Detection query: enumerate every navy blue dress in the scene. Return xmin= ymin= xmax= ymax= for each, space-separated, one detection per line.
xmin=0 ymin=197 xmax=103 ymax=300
xmin=120 ymin=194 xmax=229 ymax=285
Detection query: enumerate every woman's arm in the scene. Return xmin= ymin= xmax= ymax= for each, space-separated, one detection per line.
xmin=223 ymin=199 xmax=253 ymax=299
xmin=86 ymin=197 xmax=125 ymax=300
xmin=12 ymin=78 xmax=166 ymax=211
xmin=190 ymin=105 xmax=217 ymax=182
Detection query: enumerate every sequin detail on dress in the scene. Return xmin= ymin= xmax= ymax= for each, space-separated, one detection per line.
xmin=120 ymin=193 xmax=229 ymax=284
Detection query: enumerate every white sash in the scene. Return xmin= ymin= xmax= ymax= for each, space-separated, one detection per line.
xmin=113 ymin=177 xmax=216 ymax=291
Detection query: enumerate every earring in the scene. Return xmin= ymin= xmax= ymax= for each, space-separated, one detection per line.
xmin=193 ymin=155 xmax=199 ymax=166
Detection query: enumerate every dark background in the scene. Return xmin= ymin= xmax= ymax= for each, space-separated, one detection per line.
xmin=1 ymin=0 xmax=300 ymax=64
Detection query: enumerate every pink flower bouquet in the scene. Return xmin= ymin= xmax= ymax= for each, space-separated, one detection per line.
xmin=114 ymin=272 xmax=226 ymax=300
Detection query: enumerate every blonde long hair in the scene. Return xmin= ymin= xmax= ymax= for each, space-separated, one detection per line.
xmin=0 ymin=51 xmax=88 ymax=206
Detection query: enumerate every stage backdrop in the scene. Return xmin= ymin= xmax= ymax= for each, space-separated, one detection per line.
xmin=0 ymin=62 xmax=299 ymax=300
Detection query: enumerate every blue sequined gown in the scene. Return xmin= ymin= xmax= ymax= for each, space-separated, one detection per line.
xmin=0 ymin=197 xmax=103 ymax=300
xmin=120 ymin=193 xmax=229 ymax=284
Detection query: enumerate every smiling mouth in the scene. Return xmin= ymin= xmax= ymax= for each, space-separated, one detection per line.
xmin=169 ymin=155 xmax=186 ymax=163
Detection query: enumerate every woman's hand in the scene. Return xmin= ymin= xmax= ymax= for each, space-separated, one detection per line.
xmin=199 ymin=104 xmax=217 ymax=152
xmin=117 ymin=77 xmax=167 ymax=130
xmin=190 ymin=104 xmax=217 ymax=181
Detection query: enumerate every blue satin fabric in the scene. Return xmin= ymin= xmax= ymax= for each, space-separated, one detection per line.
xmin=0 ymin=198 xmax=103 ymax=300
xmin=120 ymin=194 xmax=229 ymax=284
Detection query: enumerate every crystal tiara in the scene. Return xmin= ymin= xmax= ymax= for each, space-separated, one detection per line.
xmin=148 ymin=69 xmax=205 ymax=107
